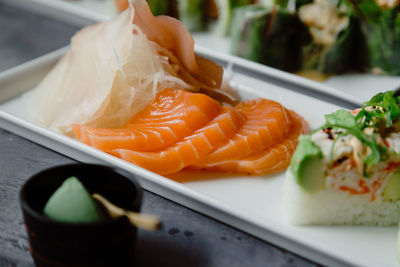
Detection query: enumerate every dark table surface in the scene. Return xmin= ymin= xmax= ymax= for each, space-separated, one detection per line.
xmin=0 ymin=4 xmax=319 ymax=267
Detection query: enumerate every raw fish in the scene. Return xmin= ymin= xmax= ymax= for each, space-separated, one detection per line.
xmin=191 ymin=99 xmax=292 ymax=168
xmin=112 ymin=106 xmax=244 ymax=174
xmin=72 ymin=88 xmax=309 ymax=176
xmin=72 ymin=88 xmax=221 ymax=152
xmin=194 ymin=110 xmax=310 ymax=175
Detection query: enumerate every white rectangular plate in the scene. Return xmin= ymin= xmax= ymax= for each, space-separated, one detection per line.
xmin=0 ymin=50 xmax=397 ymax=267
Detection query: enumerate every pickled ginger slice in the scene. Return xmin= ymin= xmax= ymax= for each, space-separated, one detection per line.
xmin=29 ymin=2 xmax=194 ymax=136
xmin=132 ymin=0 xmax=224 ymax=91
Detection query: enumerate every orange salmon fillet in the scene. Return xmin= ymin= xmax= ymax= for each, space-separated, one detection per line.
xmin=72 ymin=88 xmax=310 ymax=176
xmin=72 ymin=89 xmax=221 ymax=152
xmin=111 ymin=106 xmax=244 ymax=174
xmin=188 ymin=110 xmax=310 ymax=175
xmin=191 ymin=99 xmax=291 ymax=168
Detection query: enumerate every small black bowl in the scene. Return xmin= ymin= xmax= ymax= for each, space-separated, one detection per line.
xmin=20 ymin=164 xmax=143 ymax=267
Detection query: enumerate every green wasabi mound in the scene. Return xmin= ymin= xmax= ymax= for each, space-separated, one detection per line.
xmin=44 ymin=177 xmax=102 ymax=223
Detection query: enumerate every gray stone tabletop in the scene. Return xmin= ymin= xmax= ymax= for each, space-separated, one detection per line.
xmin=0 ymin=4 xmax=318 ymax=267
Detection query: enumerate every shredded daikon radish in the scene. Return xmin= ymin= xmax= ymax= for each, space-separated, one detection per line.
xmin=29 ymin=5 xmax=189 ymax=136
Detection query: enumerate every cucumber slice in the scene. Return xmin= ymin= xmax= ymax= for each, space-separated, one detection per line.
xmin=382 ymin=170 xmax=400 ymax=201
xmin=290 ymin=136 xmax=325 ymax=193
xmin=296 ymin=156 xmax=325 ymax=193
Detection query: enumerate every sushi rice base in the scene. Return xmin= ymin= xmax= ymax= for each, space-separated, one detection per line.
xmin=283 ymin=169 xmax=400 ymax=226
xmin=284 ymin=122 xmax=400 ymax=225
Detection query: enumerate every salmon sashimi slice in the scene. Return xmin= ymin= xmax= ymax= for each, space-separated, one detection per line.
xmin=72 ymin=89 xmax=221 ymax=152
xmin=73 ymin=126 xmax=180 ymax=152
xmin=191 ymin=99 xmax=291 ymax=168
xmin=112 ymin=106 xmax=245 ymax=174
xmin=189 ymin=110 xmax=310 ymax=175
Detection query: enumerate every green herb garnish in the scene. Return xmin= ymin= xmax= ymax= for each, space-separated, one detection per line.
xmin=324 ymin=109 xmax=380 ymax=173
xmin=355 ymin=91 xmax=400 ymax=131
xmin=322 ymin=91 xmax=400 ymax=176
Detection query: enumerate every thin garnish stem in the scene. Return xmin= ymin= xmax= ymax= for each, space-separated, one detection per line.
xmin=92 ymin=193 xmax=161 ymax=231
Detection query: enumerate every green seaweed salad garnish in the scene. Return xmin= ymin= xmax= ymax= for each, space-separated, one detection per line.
xmin=318 ymin=91 xmax=400 ymax=176
xmin=357 ymin=91 xmax=400 ymax=129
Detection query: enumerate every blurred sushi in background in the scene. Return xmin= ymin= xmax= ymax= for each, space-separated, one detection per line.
xmin=230 ymin=0 xmax=366 ymax=76
xmin=115 ymin=0 xmax=259 ymax=32
xmin=231 ymin=0 xmax=400 ymax=77
xmin=345 ymin=0 xmax=400 ymax=75
xmin=296 ymin=0 xmax=366 ymax=75
xmin=114 ymin=0 xmax=400 ymax=78
xmin=230 ymin=4 xmax=311 ymax=73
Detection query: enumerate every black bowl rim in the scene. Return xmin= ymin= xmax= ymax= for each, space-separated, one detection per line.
xmin=20 ymin=163 xmax=143 ymax=227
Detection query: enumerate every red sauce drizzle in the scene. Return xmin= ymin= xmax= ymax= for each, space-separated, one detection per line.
xmin=384 ymin=139 xmax=390 ymax=148
xmin=339 ymin=179 xmax=370 ymax=195
xmin=385 ymin=162 xmax=400 ymax=172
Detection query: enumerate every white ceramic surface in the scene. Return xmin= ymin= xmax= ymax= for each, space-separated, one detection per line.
xmin=0 ymin=52 xmax=398 ymax=267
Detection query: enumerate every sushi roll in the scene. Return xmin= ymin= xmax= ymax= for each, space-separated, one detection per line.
xmin=230 ymin=5 xmax=311 ymax=72
xmin=298 ymin=0 xmax=366 ymax=74
xmin=284 ymin=91 xmax=400 ymax=225
xmin=230 ymin=0 xmax=370 ymax=76
xmin=345 ymin=0 xmax=400 ymax=75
